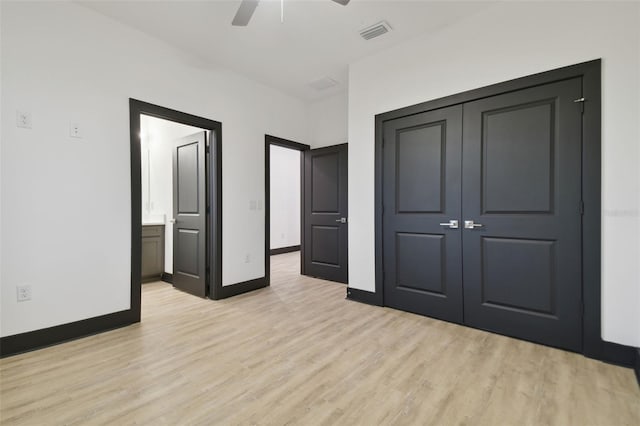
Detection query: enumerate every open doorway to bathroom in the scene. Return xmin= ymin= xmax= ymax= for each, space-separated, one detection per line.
xmin=129 ymin=100 xmax=222 ymax=322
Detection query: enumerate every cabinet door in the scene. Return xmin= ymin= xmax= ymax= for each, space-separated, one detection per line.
xmin=142 ymin=236 xmax=162 ymax=280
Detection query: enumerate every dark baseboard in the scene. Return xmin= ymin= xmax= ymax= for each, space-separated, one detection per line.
xmin=346 ymin=288 xmax=383 ymax=306
xmin=0 ymin=310 xmax=137 ymax=358
xmin=213 ymin=276 xmax=268 ymax=300
xmin=161 ymin=272 xmax=173 ymax=284
xmin=595 ymin=341 xmax=638 ymax=368
xmin=634 ymin=348 xmax=640 ymax=388
xmin=270 ymin=245 xmax=300 ymax=256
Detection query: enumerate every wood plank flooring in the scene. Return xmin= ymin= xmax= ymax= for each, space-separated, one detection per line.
xmin=1 ymin=251 xmax=639 ymax=425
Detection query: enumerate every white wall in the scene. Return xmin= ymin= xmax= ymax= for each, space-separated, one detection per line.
xmin=307 ymin=92 xmax=348 ymax=148
xmin=140 ymin=115 xmax=204 ymax=273
xmin=0 ymin=1 xmax=308 ymax=337
xmin=348 ymin=2 xmax=640 ymax=347
xmin=269 ymin=145 xmax=301 ymax=250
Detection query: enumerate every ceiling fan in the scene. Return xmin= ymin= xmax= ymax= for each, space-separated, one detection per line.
xmin=232 ymin=0 xmax=351 ymax=26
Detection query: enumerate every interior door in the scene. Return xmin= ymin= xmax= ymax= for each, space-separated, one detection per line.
xmin=382 ymin=106 xmax=464 ymax=322
xmin=462 ymin=78 xmax=583 ymax=351
xmin=303 ymin=144 xmax=348 ymax=283
xmin=172 ymin=131 xmax=207 ymax=297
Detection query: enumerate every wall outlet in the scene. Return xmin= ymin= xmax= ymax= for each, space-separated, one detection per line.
xmin=69 ymin=122 xmax=82 ymax=138
xmin=16 ymin=111 xmax=32 ymax=129
xmin=244 ymin=253 xmax=251 ymax=263
xmin=16 ymin=285 xmax=32 ymax=302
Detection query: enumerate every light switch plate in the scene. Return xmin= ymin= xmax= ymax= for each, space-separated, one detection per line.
xmin=16 ymin=111 xmax=32 ymax=129
xmin=16 ymin=285 xmax=32 ymax=302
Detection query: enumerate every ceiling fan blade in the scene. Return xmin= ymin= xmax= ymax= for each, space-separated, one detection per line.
xmin=331 ymin=0 xmax=351 ymax=5
xmin=232 ymin=0 xmax=259 ymax=26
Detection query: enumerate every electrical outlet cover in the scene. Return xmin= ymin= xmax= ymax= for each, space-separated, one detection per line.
xmin=69 ymin=122 xmax=82 ymax=138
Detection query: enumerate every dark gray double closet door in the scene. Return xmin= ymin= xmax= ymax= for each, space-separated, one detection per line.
xmin=383 ymin=78 xmax=583 ymax=351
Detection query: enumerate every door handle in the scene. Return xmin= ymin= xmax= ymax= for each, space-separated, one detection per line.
xmin=439 ymin=220 xmax=459 ymax=229
xmin=169 ymin=218 xmax=176 ymax=224
xmin=335 ymin=217 xmax=347 ymax=223
xmin=464 ymin=220 xmax=483 ymax=229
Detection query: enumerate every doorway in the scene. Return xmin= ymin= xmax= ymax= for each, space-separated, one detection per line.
xmin=264 ymin=135 xmax=309 ymax=282
xmin=129 ymin=99 xmax=222 ymax=321
xmin=264 ymin=136 xmax=349 ymax=285
xmin=374 ymin=60 xmax=603 ymax=357
xmin=140 ymin=115 xmax=209 ymax=297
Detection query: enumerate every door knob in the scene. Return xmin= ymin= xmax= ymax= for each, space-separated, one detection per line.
xmin=464 ymin=220 xmax=483 ymax=229
xmin=439 ymin=220 xmax=459 ymax=229
xmin=169 ymin=218 xmax=176 ymax=224
xmin=335 ymin=217 xmax=347 ymax=223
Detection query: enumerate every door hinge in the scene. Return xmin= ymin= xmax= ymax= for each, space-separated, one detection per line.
xmin=580 ymin=300 xmax=585 ymax=317
xmin=580 ymin=200 xmax=585 ymax=215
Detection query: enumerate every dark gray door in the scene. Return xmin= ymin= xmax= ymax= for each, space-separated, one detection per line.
xmin=382 ymin=106 xmax=464 ymax=322
xmin=303 ymin=144 xmax=348 ymax=283
xmin=172 ymin=131 xmax=207 ymax=298
xmin=462 ymin=78 xmax=583 ymax=351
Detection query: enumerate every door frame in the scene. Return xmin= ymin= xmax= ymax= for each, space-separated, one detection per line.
xmin=129 ymin=99 xmax=223 ymax=316
xmin=370 ymin=59 xmax=631 ymax=365
xmin=264 ymin=135 xmax=310 ymax=284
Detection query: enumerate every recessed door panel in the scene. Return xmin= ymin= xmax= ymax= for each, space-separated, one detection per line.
xmin=172 ymin=131 xmax=207 ymax=298
xmin=463 ymin=78 xmax=582 ymax=351
xmin=395 ymin=233 xmax=445 ymax=295
xmin=177 ymin=143 xmax=200 ymax=214
xmin=483 ymin=101 xmax=554 ymax=214
xmin=396 ymin=123 xmax=444 ymax=213
xmin=304 ymin=144 xmax=348 ymax=283
xmin=382 ymin=105 xmax=463 ymax=323
xmin=481 ymin=237 xmax=555 ymax=315
xmin=176 ymin=229 xmax=200 ymax=277
xmin=311 ymin=225 xmax=340 ymax=266
xmin=311 ymin=153 xmax=340 ymax=213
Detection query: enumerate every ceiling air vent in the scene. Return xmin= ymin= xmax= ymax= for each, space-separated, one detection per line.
xmin=359 ymin=21 xmax=392 ymax=40
xmin=308 ymin=77 xmax=339 ymax=91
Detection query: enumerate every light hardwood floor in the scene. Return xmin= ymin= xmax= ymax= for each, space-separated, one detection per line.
xmin=1 ymin=251 xmax=638 ymax=425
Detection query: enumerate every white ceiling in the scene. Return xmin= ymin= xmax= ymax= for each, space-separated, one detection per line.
xmin=140 ymin=114 xmax=205 ymax=144
xmin=80 ymin=0 xmax=493 ymax=102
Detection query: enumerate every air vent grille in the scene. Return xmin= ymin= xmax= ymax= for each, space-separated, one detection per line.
xmin=308 ymin=77 xmax=339 ymax=91
xmin=359 ymin=21 xmax=392 ymax=40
